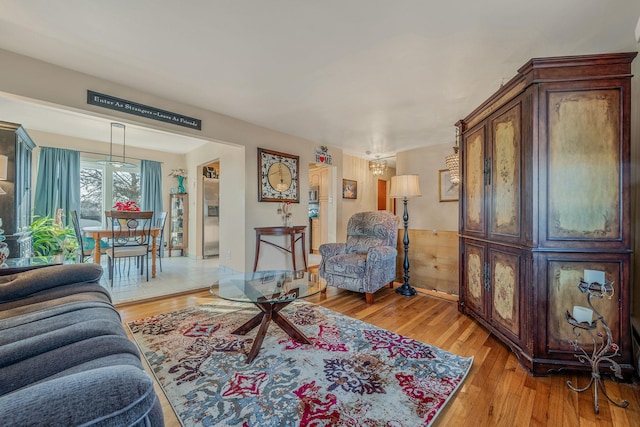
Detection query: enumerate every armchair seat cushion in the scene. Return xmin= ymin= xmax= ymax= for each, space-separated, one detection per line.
xmin=322 ymin=253 xmax=367 ymax=279
xmin=108 ymin=245 xmax=148 ymax=258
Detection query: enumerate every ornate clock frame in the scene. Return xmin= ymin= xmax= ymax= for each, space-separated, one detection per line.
xmin=257 ymin=147 xmax=300 ymax=202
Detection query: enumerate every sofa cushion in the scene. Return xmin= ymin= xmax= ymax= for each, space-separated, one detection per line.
xmin=0 ymin=365 xmax=161 ymax=427
xmin=0 ymin=282 xmax=111 ymax=312
xmin=0 ymin=264 xmax=103 ymax=303
xmin=0 ymin=334 xmax=141 ymax=395
xmin=0 ymin=305 xmax=121 ymax=345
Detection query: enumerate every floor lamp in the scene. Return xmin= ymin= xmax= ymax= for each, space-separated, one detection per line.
xmin=389 ymin=174 xmax=422 ymax=296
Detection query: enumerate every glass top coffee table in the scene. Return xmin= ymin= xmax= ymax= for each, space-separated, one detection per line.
xmin=210 ymin=269 xmax=325 ymax=363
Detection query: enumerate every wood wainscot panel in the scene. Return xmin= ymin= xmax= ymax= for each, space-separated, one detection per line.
xmin=396 ymin=230 xmax=459 ymax=295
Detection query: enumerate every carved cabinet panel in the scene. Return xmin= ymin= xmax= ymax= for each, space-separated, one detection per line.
xmin=535 ymin=252 xmax=630 ymax=370
xmin=462 ymin=126 xmax=485 ymax=236
xmin=489 ymin=245 xmax=522 ymax=342
xmin=542 ymin=87 xmax=626 ymax=247
xmin=460 ymin=239 xmax=487 ymax=318
xmin=489 ymin=103 xmax=521 ymax=240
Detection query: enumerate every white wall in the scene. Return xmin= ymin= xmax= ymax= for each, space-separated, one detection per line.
xmin=396 ymin=142 xmax=459 ymax=232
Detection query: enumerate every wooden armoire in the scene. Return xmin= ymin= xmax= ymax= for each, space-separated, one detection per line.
xmin=457 ymin=52 xmax=636 ymax=376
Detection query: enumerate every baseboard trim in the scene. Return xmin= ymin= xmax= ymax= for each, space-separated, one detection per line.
xmin=393 ymin=282 xmax=459 ymax=302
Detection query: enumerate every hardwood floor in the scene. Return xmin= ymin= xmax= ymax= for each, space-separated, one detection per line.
xmin=117 ymin=285 xmax=640 ymax=427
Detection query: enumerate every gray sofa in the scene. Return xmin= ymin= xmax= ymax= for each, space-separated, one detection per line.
xmin=0 ymin=263 xmax=164 ymax=426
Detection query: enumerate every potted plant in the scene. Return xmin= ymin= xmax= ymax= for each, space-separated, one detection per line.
xmin=29 ymin=216 xmax=77 ymax=259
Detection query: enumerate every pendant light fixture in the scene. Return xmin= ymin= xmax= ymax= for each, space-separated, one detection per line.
xmin=445 ymin=127 xmax=460 ymax=185
xmin=369 ymin=155 xmax=388 ymax=177
xmin=97 ymin=123 xmax=135 ymax=168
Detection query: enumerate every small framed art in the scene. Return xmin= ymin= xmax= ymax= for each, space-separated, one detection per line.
xmin=342 ymin=179 xmax=357 ymax=199
xmin=439 ymin=169 xmax=459 ymax=202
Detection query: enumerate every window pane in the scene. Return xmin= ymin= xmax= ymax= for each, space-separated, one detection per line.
xmin=80 ymin=166 xmax=103 ymax=223
xmin=113 ymin=169 xmax=141 ymax=206
xmin=79 ymin=158 xmax=141 ymax=227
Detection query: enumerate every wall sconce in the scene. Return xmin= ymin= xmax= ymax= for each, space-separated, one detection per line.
xmin=369 ymin=155 xmax=388 ymax=177
xmin=0 ymin=154 xmax=7 ymax=194
xmin=445 ymin=127 xmax=460 ymax=185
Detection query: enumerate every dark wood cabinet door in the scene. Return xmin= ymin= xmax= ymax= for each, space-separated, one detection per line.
xmin=462 ymin=126 xmax=486 ymax=237
xmin=489 ymin=102 xmax=522 ymax=242
xmin=542 ymin=254 xmax=629 ymax=359
xmin=540 ymin=84 xmax=628 ymax=249
xmin=489 ymin=244 xmax=522 ymax=343
xmin=461 ymin=239 xmax=487 ymax=319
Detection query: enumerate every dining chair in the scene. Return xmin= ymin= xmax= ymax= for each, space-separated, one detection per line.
xmin=70 ymin=210 xmax=109 ymax=263
xmin=106 ymin=211 xmax=153 ymax=286
xmin=152 ymin=211 xmax=168 ymax=272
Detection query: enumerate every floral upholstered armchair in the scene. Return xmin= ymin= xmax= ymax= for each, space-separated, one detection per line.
xmin=319 ymin=211 xmax=398 ymax=304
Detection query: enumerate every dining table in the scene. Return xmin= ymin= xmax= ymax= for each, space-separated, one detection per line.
xmin=83 ymin=226 xmax=161 ymax=278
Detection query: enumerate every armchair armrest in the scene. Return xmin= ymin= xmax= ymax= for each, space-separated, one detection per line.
xmin=363 ymin=245 xmax=399 ymax=292
xmin=318 ymin=243 xmax=346 ymax=259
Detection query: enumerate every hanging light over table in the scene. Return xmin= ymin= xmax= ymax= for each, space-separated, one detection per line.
xmin=445 ymin=127 xmax=460 ymax=185
xmin=97 ymin=123 xmax=136 ymax=168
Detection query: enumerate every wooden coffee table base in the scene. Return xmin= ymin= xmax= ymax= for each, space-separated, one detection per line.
xmin=232 ymin=300 xmax=312 ymax=363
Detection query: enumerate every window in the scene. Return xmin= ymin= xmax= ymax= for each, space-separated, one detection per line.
xmin=80 ymin=158 xmax=140 ymax=227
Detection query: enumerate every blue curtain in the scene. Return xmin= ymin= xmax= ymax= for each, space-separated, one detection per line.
xmin=33 ymin=147 xmax=80 ymax=226
xmin=141 ymin=160 xmax=163 ymax=219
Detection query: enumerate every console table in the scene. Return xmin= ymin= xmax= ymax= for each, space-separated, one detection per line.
xmin=253 ymin=226 xmax=307 ymax=272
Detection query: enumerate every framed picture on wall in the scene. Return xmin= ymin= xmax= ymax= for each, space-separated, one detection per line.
xmin=342 ymin=179 xmax=357 ymax=199
xmin=439 ymin=169 xmax=459 ymax=202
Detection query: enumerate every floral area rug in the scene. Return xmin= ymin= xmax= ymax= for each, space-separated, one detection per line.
xmin=128 ymin=301 xmax=473 ymax=426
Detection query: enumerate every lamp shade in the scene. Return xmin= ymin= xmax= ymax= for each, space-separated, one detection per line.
xmin=389 ymin=174 xmax=421 ymax=199
xmin=0 ymin=155 xmax=7 ymax=180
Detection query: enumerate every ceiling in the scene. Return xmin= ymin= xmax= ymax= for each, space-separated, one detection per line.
xmin=0 ymin=1 xmax=638 ymax=159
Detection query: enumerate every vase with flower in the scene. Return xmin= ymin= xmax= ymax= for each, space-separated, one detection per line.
xmin=277 ymin=202 xmax=293 ymax=227
xmin=170 ymin=168 xmax=187 ymax=193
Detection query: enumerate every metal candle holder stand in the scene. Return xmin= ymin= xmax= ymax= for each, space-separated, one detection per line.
xmin=564 ymin=279 xmax=629 ymax=413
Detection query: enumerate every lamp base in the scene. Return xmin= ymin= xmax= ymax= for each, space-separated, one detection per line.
xmin=396 ymin=283 xmax=417 ymax=297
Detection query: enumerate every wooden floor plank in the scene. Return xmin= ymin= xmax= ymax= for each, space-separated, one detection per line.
xmin=117 ymin=287 xmax=640 ymax=427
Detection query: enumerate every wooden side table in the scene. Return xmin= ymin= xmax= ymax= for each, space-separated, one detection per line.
xmin=253 ymin=226 xmax=308 ymax=272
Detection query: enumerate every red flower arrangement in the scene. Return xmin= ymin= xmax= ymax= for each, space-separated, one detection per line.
xmin=113 ymin=201 xmax=140 ymax=211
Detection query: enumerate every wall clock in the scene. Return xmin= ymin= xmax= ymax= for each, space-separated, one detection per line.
xmin=258 ymin=148 xmax=300 ymax=202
